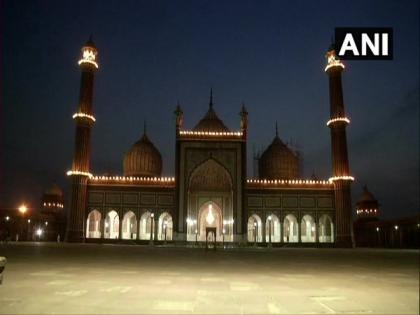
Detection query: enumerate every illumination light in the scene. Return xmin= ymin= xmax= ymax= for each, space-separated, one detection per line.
xmin=376 ymin=227 xmax=380 ymax=232
xmin=5 ymin=216 xmax=10 ymax=221
xmin=18 ymin=204 xmax=28 ymax=214
xmin=246 ymin=178 xmax=332 ymax=186
xmin=179 ymin=130 xmax=243 ymax=137
xmin=325 ymin=51 xmax=345 ymax=72
xmin=78 ymin=48 xmax=98 ymax=68
xmin=394 ymin=225 xmax=398 ymax=230
xmin=328 ymin=176 xmax=355 ymax=182
xmin=326 ymin=117 xmax=350 ymax=126
xmin=36 ymin=228 xmax=43 ymax=236
xmin=72 ymin=112 xmax=96 ymax=122
xmin=66 ymin=170 xmax=93 ymax=178
xmin=90 ymin=175 xmax=175 ymax=183
xmin=268 ymin=215 xmax=272 ymax=221
xmin=206 ymin=204 xmax=215 ymax=225
xmin=27 ymin=219 xmax=31 ymax=223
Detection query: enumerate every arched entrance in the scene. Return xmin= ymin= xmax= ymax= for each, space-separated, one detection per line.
xmin=283 ymin=214 xmax=298 ymax=243
xmin=86 ymin=210 xmax=101 ymax=238
xmin=319 ymin=214 xmax=334 ymax=243
xmin=247 ymin=214 xmax=262 ymax=243
xmin=301 ymin=215 xmax=316 ymax=243
xmin=104 ymin=210 xmax=119 ymax=239
xmin=187 ymin=158 xmax=233 ymax=242
xmin=122 ymin=211 xmax=137 ymax=240
xmin=139 ymin=211 xmax=155 ymax=240
xmin=265 ymin=214 xmax=281 ymax=243
xmin=198 ymin=202 xmax=223 ymax=242
xmin=158 ymin=212 xmax=173 ymax=241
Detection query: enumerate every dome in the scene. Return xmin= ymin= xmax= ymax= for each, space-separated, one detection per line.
xmin=258 ymin=127 xmax=300 ymax=180
xmin=357 ymin=185 xmax=377 ymax=203
xmin=44 ymin=184 xmax=63 ymax=197
xmin=193 ymin=90 xmax=229 ymax=132
xmin=356 ymin=185 xmax=380 ymax=220
xmin=123 ymin=133 xmax=162 ymax=177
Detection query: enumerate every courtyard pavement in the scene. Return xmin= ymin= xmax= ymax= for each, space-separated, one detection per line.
xmin=0 ymin=243 xmax=418 ymax=314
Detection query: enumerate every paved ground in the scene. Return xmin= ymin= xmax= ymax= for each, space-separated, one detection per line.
xmin=0 ymin=243 xmax=418 ymax=314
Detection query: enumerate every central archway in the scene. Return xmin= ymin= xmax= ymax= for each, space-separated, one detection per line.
xmin=197 ymin=202 xmax=223 ymax=242
xmin=186 ymin=158 xmax=233 ymax=242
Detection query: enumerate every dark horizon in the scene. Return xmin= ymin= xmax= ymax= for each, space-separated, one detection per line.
xmin=1 ymin=0 xmax=419 ymax=219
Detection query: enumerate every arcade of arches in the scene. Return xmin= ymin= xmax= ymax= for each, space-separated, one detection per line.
xmin=86 ymin=209 xmax=174 ymax=241
xmin=86 ymin=209 xmax=334 ymax=243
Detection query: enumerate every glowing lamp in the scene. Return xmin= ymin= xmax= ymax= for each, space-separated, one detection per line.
xmin=78 ymin=46 xmax=98 ymax=69
xmin=325 ymin=50 xmax=345 ymax=72
xmin=18 ymin=204 xmax=28 ymax=214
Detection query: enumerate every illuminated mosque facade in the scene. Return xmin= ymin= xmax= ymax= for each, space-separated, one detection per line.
xmin=65 ymin=38 xmax=355 ymax=247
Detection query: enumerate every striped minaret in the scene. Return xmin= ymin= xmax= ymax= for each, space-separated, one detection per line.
xmin=325 ymin=43 xmax=354 ymax=248
xmin=65 ymin=37 xmax=99 ymax=242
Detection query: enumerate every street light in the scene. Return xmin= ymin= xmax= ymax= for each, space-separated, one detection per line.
xmin=36 ymin=228 xmax=43 ymax=241
xmin=5 ymin=216 xmax=9 ymax=222
xmin=150 ymin=213 xmax=154 ymax=244
xmin=18 ymin=204 xmax=28 ymax=214
xmin=254 ymin=221 xmax=257 ymax=246
xmin=222 ymin=228 xmax=225 ymax=248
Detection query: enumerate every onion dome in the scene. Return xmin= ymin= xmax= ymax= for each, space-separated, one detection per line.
xmin=42 ymin=184 xmax=64 ymax=212
xmin=258 ymin=124 xmax=300 ymax=180
xmin=123 ymin=126 xmax=162 ymax=177
xmin=193 ymin=89 xmax=229 ymax=132
xmin=356 ymin=185 xmax=380 ymax=220
xmin=44 ymin=183 xmax=63 ymax=197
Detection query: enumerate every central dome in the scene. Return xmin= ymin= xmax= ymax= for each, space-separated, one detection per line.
xmin=193 ymin=89 xmax=229 ymax=132
xmin=258 ymin=125 xmax=300 ymax=180
xmin=123 ymin=131 xmax=162 ymax=177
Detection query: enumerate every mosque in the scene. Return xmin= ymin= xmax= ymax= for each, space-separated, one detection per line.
xmin=65 ymin=38 xmax=355 ymax=247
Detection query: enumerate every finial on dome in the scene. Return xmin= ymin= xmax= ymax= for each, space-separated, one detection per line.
xmin=209 ymin=88 xmax=213 ymax=109
xmin=275 ymin=121 xmax=279 ymax=137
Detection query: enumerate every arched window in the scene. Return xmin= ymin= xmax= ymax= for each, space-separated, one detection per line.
xmin=104 ymin=210 xmax=119 ymax=239
xmin=319 ymin=215 xmax=334 ymax=243
xmin=247 ymin=214 xmax=262 ymax=243
xmin=265 ymin=214 xmax=281 ymax=243
xmin=283 ymin=214 xmax=298 ymax=243
xmin=301 ymin=215 xmax=316 ymax=243
xmin=122 ymin=211 xmax=137 ymax=240
xmin=139 ymin=211 xmax=155 ymax=240
xmin=158 ymin=212 xmax=173 ymax=241
xmin=86 ymin=210 xmax=101 ymax=238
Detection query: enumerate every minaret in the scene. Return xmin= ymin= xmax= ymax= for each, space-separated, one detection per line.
xmin=325 ymin=43 xmax=354 ymax=248
xmin=65 ymin=37 xmax=99 ymax=242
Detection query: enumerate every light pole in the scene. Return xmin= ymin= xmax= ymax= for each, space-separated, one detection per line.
xmin=150 ymin=213 xmax=154 ymax=245
xmin=27 ymin=219 xmax=31 ymax=241
xmin=254 ymin=222 xmax=257 ymax=246
xmin=222 ymin=228 xmax=225 ymax=248
xmin=18 ymin=204 xmax=28 ymax=241
xmin=163 ymin=221 xmax=167 ymax=243
xmin=195 ymin=229 xmax=198 ymax=245
xmin=36 ymin=227 xmax=43 ymax=241
xmin=268 ymin=215 xmax=272 ymax=247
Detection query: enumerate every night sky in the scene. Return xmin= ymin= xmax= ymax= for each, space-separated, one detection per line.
xmin=2 ymin=0 xmax=419 ymax=219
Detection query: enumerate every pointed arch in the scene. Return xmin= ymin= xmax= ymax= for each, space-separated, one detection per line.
xmin=122 ymin=211 xmax=137 ymax=240
xmin=301 ymin=215 xmax=316 ymax=243
xmin=86 ymin=210 xmax=101 ymax=238
xmin=283 ymin=214 xmax=298 ymax=243
xmin=104 ymin=210 xmax=119 ymax=239
xmin=247 ymin=214 xmax=262 ymax=242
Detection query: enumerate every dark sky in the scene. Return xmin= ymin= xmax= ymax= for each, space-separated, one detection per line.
xmin=1 ymin=0 xmax=419 ymax=219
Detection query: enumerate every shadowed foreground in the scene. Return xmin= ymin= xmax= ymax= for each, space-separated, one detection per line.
xmin=0 ymin=243 xmax=418 ymax=314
